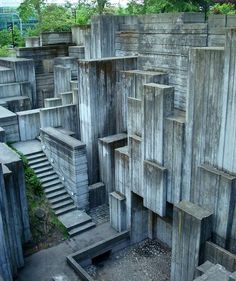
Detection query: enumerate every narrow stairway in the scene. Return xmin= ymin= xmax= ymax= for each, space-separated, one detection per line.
xmin=25 ymin=149 xmax=96 ymax=237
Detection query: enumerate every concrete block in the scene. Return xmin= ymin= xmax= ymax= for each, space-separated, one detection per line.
xmin=171 ymin=201 xmax=213 ymax=281
xmin=0 ymin=127 xmax=6 ymax=142
xmin=89 ymin=182 xmax=106 ymax=209
xmin=143 ymin=160 xmax=167 ymax=217
xmin=98 ymin=133 xmax=127 ymax=201
xmin=17 ymin=109 xmax=40 ymax=141
xmin=110 ymin=191 xmax=126 ymax=232
xmin=78 ymin=56 xmax=137 ymax=184
xmin=44 ymin=98 xmax=62 ymax=108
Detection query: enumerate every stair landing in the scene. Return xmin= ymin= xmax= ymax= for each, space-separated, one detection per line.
xmin=12 ymin=140 xmax=95 ymax=238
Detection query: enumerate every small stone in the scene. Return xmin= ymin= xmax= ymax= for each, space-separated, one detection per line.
xmin=34 ymin=208 xmax=46 ymax=220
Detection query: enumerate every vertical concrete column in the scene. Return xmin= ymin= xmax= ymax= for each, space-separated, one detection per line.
xmin=78 ymin=57 xmax=137 ymax=184
xmin=98 ymin=134 xmax=127 ymax=202
xmin=143 ymin=83 xmax=174 ymax=165
xmin=109 ymin=191 xmax=126 ymax=232
xmin=54 ymin=66 xmax=71 ymax=97
xmin=171 ymin=201 xmax=213 ymax=281
xmin=184 ymin=47 xmax=225 ymax=202
xmin=218 ymin=29 xmax=236 ymax=172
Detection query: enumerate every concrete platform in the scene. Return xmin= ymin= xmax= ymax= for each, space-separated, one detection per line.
xmin=59 ymin=210 xmax=92 ymax=230
xmin=12 ymin=140 xmax=42 ymax=155
xmin=17 ymin=222 xmax=117 ymax=281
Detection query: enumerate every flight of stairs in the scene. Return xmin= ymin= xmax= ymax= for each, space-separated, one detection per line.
xmin=26 ymin=149 xmax=96 ymax=237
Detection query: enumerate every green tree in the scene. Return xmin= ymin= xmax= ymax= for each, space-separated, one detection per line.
xmin=39 ymin=4 xmax=74 ymax=32
xmin=0 ymin=29 xmax=12 ymax=47
xmin=18 ymin=0 xmax=45 ymax=23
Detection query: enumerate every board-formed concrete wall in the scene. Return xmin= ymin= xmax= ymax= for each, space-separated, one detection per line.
xmin=0 ymin=144 xmax=31 ymax=281
xmin=40 ymin=127 xmax=89 ymax=209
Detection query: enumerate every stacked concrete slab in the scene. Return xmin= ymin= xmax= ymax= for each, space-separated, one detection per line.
xmin=0 ymin=144 xmax=31 ymax=281
xmin=16 ymin=45 xmax=69 ymax=108
xmin=0 ymin=58 xmax=36 ymax=111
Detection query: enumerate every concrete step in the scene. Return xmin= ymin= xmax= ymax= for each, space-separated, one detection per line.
xmin=59 ymin=210 xmax=92 ymax=231
xmin=55 ymin=205 xmax=77 ymax=216
xmin=39 ymin=174 xmax=58 ymax=184
xmin=42 ymin=179 xmax=62 ymax=189
xmin=28 ymin=156 xmax=48 ymax=165
xmin=36 ymin=170 xmax=56 ymax=179
xmin=27 ymin=152 xmax=45 ymax=161
xmin=68 ymin=222 xmax=96 ymax=237
xmin=30 ymin=160 xmax=50 ymax=170
xmin=49 ymin=194 xmax=71 ymax=205
xmin=44 ymin=186 xmax=67 ymax=200
xmin=52 ymin=199 xmax=74 ymax=210
xmin=34 ymin=165 xmax=53 ymax=174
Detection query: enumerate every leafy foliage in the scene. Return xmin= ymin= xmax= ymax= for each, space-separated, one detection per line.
xmin=39 ymin=4 xmax=74 ymax=32
xmin=0 ymin=30 xmax=12 ymax=47
xmin=0 ymin=47 xmax=10 ymax=57
xmin=210 ymin=2 xmax=236 ymax=13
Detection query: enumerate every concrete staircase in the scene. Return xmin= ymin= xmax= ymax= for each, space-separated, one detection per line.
xmin=26 ymin=149 xmax=96 ymax=237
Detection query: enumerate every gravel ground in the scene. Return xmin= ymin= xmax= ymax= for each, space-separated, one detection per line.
xmin=85 ymin=238 xmax=171 ymax=281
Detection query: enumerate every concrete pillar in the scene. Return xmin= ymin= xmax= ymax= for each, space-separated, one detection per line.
xmin=131 ymin=192 xmax=149 ymax=244
xmin=78 ymin=56 xmax=137 ymax=184
xmin=44 ymin=98 xmax=62 ymax=108
xmin=89 ymin=182 xmax=106 ymax=209
xmin=218 ymin=29 xmax=236 ymax=172
xmin=98 ymin=133 xmax=127 ymax=202
xmin=54 ymin=65 xmax=71 ymax=97
xmin=171 ymin=201 xmax=213 ymax=281
xmin=143 ymin=83 xmax=174 ymax=165
xmin=114 ymin=146 xmax=131 ymax=227
xmin=0 ymin=127 xmax=6 ymax=142
xmin=61 ymin=92 xmax=73 ymax=105
xmin=109 ymin=191 xmax=126 ymax=232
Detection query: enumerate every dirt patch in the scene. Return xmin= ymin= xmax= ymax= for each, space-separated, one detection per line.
xmin=85 ymin=238 xmax=171 ymax=281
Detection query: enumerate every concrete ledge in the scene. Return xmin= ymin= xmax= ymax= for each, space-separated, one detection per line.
xmin=67 ymin=231 xmax=130 ymax=281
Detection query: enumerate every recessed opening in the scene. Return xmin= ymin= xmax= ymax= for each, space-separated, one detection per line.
xmin=92 ymin=250 xmax=111 ymax=266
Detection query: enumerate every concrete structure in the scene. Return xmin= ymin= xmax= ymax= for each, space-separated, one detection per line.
xmin=1 ymin=11 xmax=236 ymax=281
xmin=0 ymin=144 xmax=31 ymax=281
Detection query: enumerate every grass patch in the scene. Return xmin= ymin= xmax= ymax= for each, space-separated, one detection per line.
xmin=9 ymin=145 xmax=69 ymax=254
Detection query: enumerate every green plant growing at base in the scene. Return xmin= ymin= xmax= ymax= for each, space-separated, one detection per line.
xmin=210 ymin=3 xmax=236 ymax=14
xmin=8 ymin=145 xmax=68 ymax=249
xmin=0 ymin=47 xmax=10 ymax=57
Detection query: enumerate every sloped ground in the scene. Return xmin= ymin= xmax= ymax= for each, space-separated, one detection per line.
xmin=86 ymin=238 xmax=171 ymax=281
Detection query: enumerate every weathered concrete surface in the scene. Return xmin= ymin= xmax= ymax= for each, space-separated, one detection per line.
xmin=89 ymin=182 xmax=106 ymax=209
xmin=171 ymin=201 xmax=213 ymax=281
xmin=41 ymin=127 xmax=89 ymax=209
xmin=40 ymin=32 xmax=72 ymax=46
xmin=40 ymin=104 xmax=79 ymax=138
xmin=17 ymin=109 xmax=40 ymax=141
xmin=98 ymin=133 xmax=127 ymax=201
xmin=54 ymin=65 xmax=71 ymax=97
xmin=17 ymin=222 xmax=117 ymax=281
xmin=78 ymin=56 xmax=137 ymax=184
xmin=109 ymin=191 xmax=126 ymax=232
xmin=0 ymin=57 xmax=36 ymax=108
xmin=0 ymin=106 xmax=20 ymax=142
xmin=0 ymin=144 xmax=31 ymax=281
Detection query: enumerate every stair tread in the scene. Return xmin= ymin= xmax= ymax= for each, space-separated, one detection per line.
xmin=27 ymin=152 xmax=45 ymax=160
xmin=33 ymin=165 xmax=53 ymax=174
xmin=36 ymin=170 xmax=56 ymax=178
xmin=42 ymin=179 xmax=62 ymax=188
xmin=52 ymin=199 xmax=74 ymax=210
xmin=49 ymin=194 xmax=71 ymax=204
xmin=44 ymin=184 xmax=64 ymax=193
xmin=40 ymin=174 xmax=58 ymax=183
xmin=55 ymin=205 xmax=77 ymax=216
xmin=46 ymin=188 xmax=67 ymax=198
xmin=31 ymin=161 xmax=50 ymax=169
xmin=58 ymin=210 xmax=92 ymax=230
xmin=28 ymin=157 xmax=48 ymax=165
xmin=68 ymin=222 xmax=96 ymax=237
